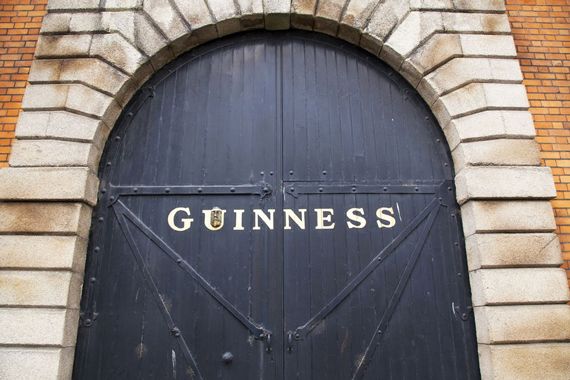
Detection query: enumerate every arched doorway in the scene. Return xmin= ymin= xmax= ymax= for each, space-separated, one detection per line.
xmin=73 ymin=31 xmax=480 ymax=379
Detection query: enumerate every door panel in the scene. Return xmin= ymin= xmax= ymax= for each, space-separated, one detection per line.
xmin=74 ymin=31 xmax=479 ymax=380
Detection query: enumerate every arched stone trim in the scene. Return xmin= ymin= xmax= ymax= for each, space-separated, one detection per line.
xmin=0 ymin=1 xmax=568 ymax=379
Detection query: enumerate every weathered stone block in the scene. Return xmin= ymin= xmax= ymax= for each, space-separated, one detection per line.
xmin=469 ymin=268 xmax=569 ymax=306
xmin=314 ymin=0 xmax=345 ymax=35
xmin=35 ymin=35 xmax=92 ymax=57
xmin=339 ymin=0 xmax=378 ymax=43
xmin=455 ymin=167 xmax=556 ymax=205
xmin=207 ymin=0 xmax=241 ymax=36
xmin=264 ymin=0 xmax=291 ymax=30
xmin=9 ymin=140 xmax=99 ymax=169
xmin=452 ymin=139 xmax=540 ymax=170
xmin=173 ymin=0 xmax=215 ymax=30
xmin=237 ymin=0 xmax=264 ymax=29
xmin=444 ymin=110 xmax=535 ymax=150
xmin=474 ymin=305 xmax=570 ymax=344
xmin=291 ymin=0 xmax=316 ymax=30
xmin=433 ymin=83 xmax=529 ymax=126
xmin=0 ymin=347 xmax=74 ymax=380
xmin=90 ymin=33 xmax=146 ymax=75
xmin=0 ymin=235 xmax=87 ymax=272
xmin=15 ymin=111 xmax=109 ymax=147
xmin=0 ymin=203 xmax=92 ymax=238
xmin=22 ymin=84 xmax=68 ymax=109
xmin=143 ymin=0 xmax=189 ymax=42
xmin=466 ymin=233 xmax=562 ymax=270
xmin=419 ymin=58 xmax=523 ymax=105
xmin=47 ymin=0 xmax=100 ymax=10
xmin=0 ymin=308 xmax=79 ymax=346
xmin=479 ymin=343 xmax=570 ymax=380
xmin=0 ymin=167 xmax=98 ymax=205
xmin=0 ymin=271 xmax=82 ymax=308
xmin=40 ymin=13 xmax=72 ymax=33
xmin=461 ymin=201 xmax=556 ymax=236
xmin=460 ymin=34 xmax=517 ymax=57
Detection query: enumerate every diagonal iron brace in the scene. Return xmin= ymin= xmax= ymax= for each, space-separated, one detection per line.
xmin=114 ymin=207 xmax=204 ymax=380
xmin=113 ymin=200 xmax=271 ymax=340
xmin=292 ymin=196 xmax=441 ymax=341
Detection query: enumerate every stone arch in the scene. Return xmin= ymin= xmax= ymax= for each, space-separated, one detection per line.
xmin=0 ymin=1 xmax=568 ymax=379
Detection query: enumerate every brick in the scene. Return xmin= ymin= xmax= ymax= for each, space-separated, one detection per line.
xmin=474 ymin=305 xmax=570 ymax=344
xmin=0 ymin=347 xmax=74 ymax=380
xmin=466 ymin=233 xmax=562 ymax=270
xmin=456 ymin=167 xmax=556 ymax=205
xmin=0 ymin=308 xmax=78 ymax=346
xmin=0 ymin=203 xmax=92 ymax=238
xmin=469 ymin=268 xmax=569 ymax=306
xmin=0 ymin=235 xmax=86 ymax=272
xmin=461 ymin=200 xmax=556 ymax=236
xmin=0 ymin=167 xmax=98 ymax=205
xmin=0 ymin=271 xmax=82 ymax=308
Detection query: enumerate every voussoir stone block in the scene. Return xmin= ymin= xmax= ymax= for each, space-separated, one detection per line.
xmin=455 ymin=167 xmax=556 ymax=205
xmin=410 ymin=0 xmax=505 ymax=11
xmin=35 ymin=34 xmax=92 ymax=58
xmin=15 ymin=111 xmax=109 ymax=147
xmin=0 ymin=235 xmax=87 ymax=272
xmin=452 ymin=139 xmax=540 ymax=170
xmin=9 ymin=139 xmax=100 ymax=169
xmin=0 ymin=271 xmax=82 ymax=308
xmin=469 ymin=268 xmax=570 ymax=306
xmin=207 ymin=0 xmax=241 ymax=36
xmin=433 ymin=83 xmax=529 ymax=126
xmin=143 ymin=0 xmax=189 ymax=42
xmin=291 ymin=0 xmax=317 ymax=30
xmin=173 ymin=0 xmax=215 ymax=30
xmin=461 ymin=200 xmax=556 ymax=236
xmin=0 ymin=167 xmax=98 ymax=205
xmin=419 ymin=58 xmax=523 ymax=105
xmin=339 ymin=0 xmax=380 ymax=44
xmin=466 ymin=233 xmax=562 ymax=270
xmin=444 ymin=110 xmax=535 ymax=150
xmin=479 ymin=343 xmax=570 ymax=380
xmin=0 ymin=203 xmax=92 ymax=238
xmin=0 ymin=347 xmax=74 ymax=380
xmin=0 ymin=308 xmax=79 ymax=346
xmin=474 ymin=305 xmax=570 ymax=344
xmin=264 ymin=0 xmax=291 ymax=30
xmin=236 ymin=0 xmax=264 ymax=29
xmin=314 ymin=0 xmax=345 ymax=36
xmin=90 ymin=33 xmax=147 ymax=75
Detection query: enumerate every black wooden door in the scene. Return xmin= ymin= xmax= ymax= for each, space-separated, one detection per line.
xmin=74 ymin=32 xmax=480 ymax=380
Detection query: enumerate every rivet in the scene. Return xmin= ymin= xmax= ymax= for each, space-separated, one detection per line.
xmin=84 ymin=319 xmax=92 ymax=326
xmin=425 ymin=116 xmax=429 ymax=120
xmin=260 ymin=171 xmax=264 ymax=176
xmin=115 ymin=136 xmax=121 ymax=141
xmin=448 ymin=187 xmax=452 ymax=191
xmin=451 ymin=213 xmax=456 ymax=218
xmin=383 ymin=187 xmax=388 ymax=192
xmin=94 ymin=246 xmax=100 ymax=252
xmin=415 ymin=187 xmax=419 ymax=192
xmin=222 ymin=351 xmax=234 ymax=364
xmin=165 ymin=188 xmax=170 ymax=193
xmin=106 ymin=161 xmax=112 ymax=167
xmin=90 ymin=277 xmax=96 ymax=283
xmin=133 ymin=188 xmax=138 ymax=193
xmin=290 ymin=187 xmax=295 ymax=192
xmin=109 ymin=196 xmax=115 ymax=201
xmin=352 ymin=187 xmax=356 ymax=192
xmin=230 ymin=187 xmax=235 ymax=192
xmin=171 ymin=327 xmax=181 ymax=337
xmin=377 ymin=330 xmax=383 ymax=334
xmin=269 ymin=171 xmax=274 ymax=176
xmin=457 ymin=272 xmax=462 ymax=277
xmin=101 ymin=188 xmax=107 ymax=194
xmin=289 ymin=170 xmax=294 ymax=176
xmin=318 ymin=187 xmax=323 ymax=192
xmin=322 ymin=170 xmax=327 ymax=175
xmin=98 ymin=217 xmax=104 ymax=222
xmin=127 ymin=112 xmax=134 ymax=117
xmin=461 ymin=313 xmax=468 ymax=320
xmin=444 ymin=163 xmax=448 ymax=167
xmin=198 ymin=188 xmax=203 ymax=193
xmin=436 ymin=139 xmax=440 ymax=143
xmin=454 ymin=242 xmax=459 ymax=246
xmin=176 ymin=258 xmax=182 ymax=264
xmin=294 ymin=333 xmax=300 ymax=339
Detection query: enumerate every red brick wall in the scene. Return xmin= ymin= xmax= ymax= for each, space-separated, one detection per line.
xmin=506 ymin=0 xmax=570 ymax=286
xmin=0 ymin=0 xmax=47 ymax=168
